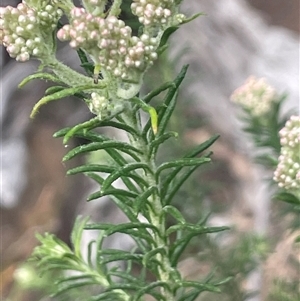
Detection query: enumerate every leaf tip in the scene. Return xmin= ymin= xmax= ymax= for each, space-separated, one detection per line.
xmin=29 ymin=107 xmax=39 ymax=119
xmin=63 ymin=136 xmax=70 ymax=145
xmin=62 ymin=155 xmax=69 ymax=162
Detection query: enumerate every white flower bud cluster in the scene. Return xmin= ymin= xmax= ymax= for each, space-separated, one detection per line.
xmin=57 ymin=7 xmax=158 ymax=80
xmin=0 ymin=1 xmax=63 ymax=61
xmin=89 ymin=92 xmax=125 ymax=119
xmin=231 ymin=76 xmax=276 ymax=117
xmin=274 ymin=116 xmax=300 ymax=191
xmin=131 ymin=0 xmax=173 ymax=27
xmin=89 ymin=92 xmax=109 ymax=116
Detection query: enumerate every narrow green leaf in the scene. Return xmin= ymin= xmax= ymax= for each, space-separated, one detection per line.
xmin=142 ymin=247 xmax=166 ymax=267
xmin=92 ymin=293 xmax=116 ymax=301
xmin=181 ymin=12 xmax=205 ymax=25
xmin=77 ymin=48 xmax=94 ymax=77
xmin=62 ymin=141 xmax=143 ymax=162
xmin=67 ymin=164 xmax=115 ymax=175
xmin=133 ymin=281 xmax=168 ymax=301
xmin=101 ymin=162 xmax=151 ymax=192
xmin=170 ymin=225 xmax=229 ymax=265
xmin=274 ymin=191 xmax=300 ymax=205
xmin=156 ymin=90 xmax=178 ymax=138
xmin=71 ymin=216 xmax=90 ymax=258
xmin=87 ymin=222 xmax=159 ymax=235
xmin=149 ymin=131 xmax=178 ymax=154
xmin=86 ymin=171 xmax=141 ymax=196
xmin=178 ymin=289 xmax=203 ymax=301
xmin=95 ymin=231 xmax=107 ymax=273
xmin=108 ymin=270 xmax=141 ymax=283
xmin=180 ymin=280 xmax=221 ymax=293
xmin=177 ymin=284 xmax=220 ymax=301
xmin=134 ymin=186 xmax=157 ymax=217
xmin=85 ymin=172 xmax=105 ymax=185
xmin=93 ymin=291 xmax=128 ymax=301
xmin=62 ymin=116 xmax=136 ymax=144
xmin=164 ymin=165 xmax=198 ymax=205
xmin=142 ymin=82 xmax=175 ymax=104
xmin=87 ymin=189 xmax=138 ymax=201
xmin=162 ymin=134 xmax=219 ymax=198
xmin=98 ymin=249 xmax=143 ymax=265
xmin=77 ymin=48 xmax=89 ymax=64
xmin=45 ymin=86 xmax=65 ymax=95
xmin=101 ymin=153 xmax=142 ymax=193
xmin=30 ymin=85 xmax=97 ymax=118
xmin=115 ymin=227 xmax=156 ymax=246
xmin=107 ymin=195 xmax=143 ymax=225
xmin=105 ymin=283 xmax=142 ymax=292
xmin=94 ymin=120 xmax=139 ymax=136
xmin=167 ymin=224 xmax=229 ymax=236
xmin=37 ymin=262 xmax=75 ymax=273
xmin=85 ymin=222 xmax=159 ymax=244
xmin=156 ymin=65 xmax=189 ymax=135
xmin=55 ymin=126 xmax=104 ymax=140
xmin=170 ymin=234 xmax=197 ymax=265
xmin=53 ymin=127 xmax=81 ymax=138
xmin=87 ymin=240 xmax=96 ymax=268
xmin=80 ymin=62 xmax=96 ymax=77
xmin=63 ymin=117 xmax=101 ymax=144
xmin=183 ymin=135 xmax=220 ymax=158
xmin=18 ymin=72 xmax=62 ymax=88
xmin=162 ymin=205 xmax=186 ymax=224
xmin=156 ymin=157 xmax=210 ymax=179
xmin=157 ymin=26 xmax=179 ymax=54
xmin=55 ymin=274 xmax=95 ymax=285
xmin=54 ymin=279 xmax=99 ymax=296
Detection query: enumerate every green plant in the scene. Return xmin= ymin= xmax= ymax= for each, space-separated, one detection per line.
xmin=1 ymin=1 xmax=229 ymax=300
xmin=231 ymin=76 xmax=300 ymax=300
xmin=231 ymin=76 xmax=300 ymax=232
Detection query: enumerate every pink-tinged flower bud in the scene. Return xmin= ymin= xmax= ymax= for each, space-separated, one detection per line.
xmin=16 ymin=52 xmax=30 ymax=61
xmin=90 ymin=30 xmax=98 ymax=39
xmin=7 ymin=44 xmax=19 ymax=55
xmin=119 ymin=46 xmax=127 ymax=54
xmin=70 ymin=40 xmax=79 ymax=48
xmin=57 ymin=29 xmax=67 ymax=40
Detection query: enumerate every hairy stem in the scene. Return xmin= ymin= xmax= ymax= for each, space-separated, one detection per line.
xmin=44 ymin=56 xmax=106 ymax=88
xmin=123 ymin=106 xmax=176 ymax=301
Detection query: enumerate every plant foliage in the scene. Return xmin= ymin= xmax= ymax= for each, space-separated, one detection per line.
xmin=30 ymin=65 xmax=228 ymax=300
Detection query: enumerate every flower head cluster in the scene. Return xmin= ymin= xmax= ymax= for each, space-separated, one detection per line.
xmin=131 ymin=0 xmax=174 ymax=27
xmin=231 ymin=76 xmax=277 ymax=117
xmin=0 ymin=1 xmax=63 ymax=61
xmin=57 ymin=7 xmax=158 ymax=81
xmin=274 ymin=116 xmax=300 ymax=191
